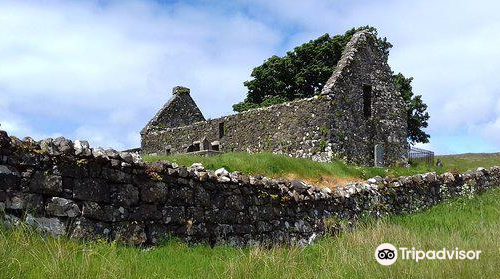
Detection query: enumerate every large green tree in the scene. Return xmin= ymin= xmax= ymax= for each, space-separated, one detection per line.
xmin=233 ymin=26 xmax=430 ymax=144
xmin=394 ymin=73 xmax=430 ymax=143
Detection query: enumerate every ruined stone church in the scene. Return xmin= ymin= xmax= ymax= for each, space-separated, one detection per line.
xmin=141 ymin=30 xmax=408 ymax=166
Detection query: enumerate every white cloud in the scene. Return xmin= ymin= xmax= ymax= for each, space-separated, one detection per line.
xmin=0 ymin=97 xmax=34 ymax=137
xmin=0 ymin=95 xmax=62 ymax=140
xmin=481 ymin=98 xmax=500 ymax=145
xmin=0 ymin=0 xmax=281 ymax=148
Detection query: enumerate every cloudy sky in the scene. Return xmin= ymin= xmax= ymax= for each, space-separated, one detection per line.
xmin=0 ymin=0 xmax=499 ymax=154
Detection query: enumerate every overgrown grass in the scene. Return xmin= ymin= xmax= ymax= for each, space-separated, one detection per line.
xmin=2 ymin=188 xmax=500 ymax=278
xmin=144 ymin=152 xmax=500 ymax=186
xmin=438 ymin=153 xmax=500 ymax=172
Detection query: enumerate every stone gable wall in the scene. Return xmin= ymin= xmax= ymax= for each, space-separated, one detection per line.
xmin=320 ymin=31 xmax=408 ymax=165
xmin=141 ymin=86 xmax=205 ymax=134
xmin=2 ymin=131 xmax=499 ymax=247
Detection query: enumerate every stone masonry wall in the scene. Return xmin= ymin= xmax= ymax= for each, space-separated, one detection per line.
xmin=2 ymin=130 xmax=499 ymax=247
xmin=142 ymin=96 xmax=340 ymax=162
xmin=141 ymin=86 xmax=205 ymax=134
xmin=0 ymin=130 xmax=328 ymax=246
xmin=320 ymin=31 xmax=408 ymax=165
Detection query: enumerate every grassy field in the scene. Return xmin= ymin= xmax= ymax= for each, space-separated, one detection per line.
xmin=2 ymin=187 xmax=500 ymax=278
xmin=144 ymin=152 xmax=500 ymax=187
xmin=437 ymin=153 xmax=500 ymax=172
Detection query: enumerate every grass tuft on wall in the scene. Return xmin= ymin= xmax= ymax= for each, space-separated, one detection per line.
xmin=144 ymin=152 xmax=500 ymax=187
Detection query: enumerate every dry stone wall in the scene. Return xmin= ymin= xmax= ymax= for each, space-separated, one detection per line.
xmin=0 ymin=130 xmax=328 ymax=246
xmin=2 ymin=130 xmax=500 ymax=247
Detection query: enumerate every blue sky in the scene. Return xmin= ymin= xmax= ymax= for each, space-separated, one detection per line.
xmin=0 ymin=0 xmax=499 ymax=154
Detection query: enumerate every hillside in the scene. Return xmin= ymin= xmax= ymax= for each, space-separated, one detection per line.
xmin=144 ymin=152 xmax=500 ymax=188
xmin=437 ymin=152 xmax=500 ymax=171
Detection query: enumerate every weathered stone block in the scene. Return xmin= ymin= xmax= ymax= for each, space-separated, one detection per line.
xmin=146 ymin=223 xmax=170 ymax=245
xmin=213 ymin=224 xmax=233 ymax=237
xmin=162 ymin=206 xmax=185 ymax=224
xmin=25 ymin=214 xmax=66 ymax=236
xmin=25 ymin=194 xmax=44 ymax=213
xmin=225 ymin=235 xmax=247 ymax=247
xmin=46 ymin=197 xmax=80 ymax=217
xmin=57 ymin=162 xmax=87 ymax=178
xmin=5 ymin=194 xmax=24 ymax=210
xmin=0 ymin=190 xmax=5 ymax=202
xmin=2 ymin=214 xmax=21 ymax=228
xmin=0 ymin=165 xmax=21 ymax=190
xmin=74 ymin=140 xmax=92 ymax=157
xmin=87 ymin=161 xmax=103 ymax=177
xmin=178 ymin=167 xmax=189 ymax=178
xmin=29 ymin=172 xmax=63 ymax=195
xmin=73 ymin=178 xmax=109 ymax=202
xmin=82 ymin=201 xmax=127 ymax=222
xmin=111 ymin=184 xmax=139 ymax=206
xmin=70 ymin=217 xmax=111 ymax=240
xmin=257 ymin=221 xmax=273 ymax=233
xmin=129 ymin=204 xmax=161 ymax=221
xmin=140 ymin=181 xmax=168 ymax=203
xmin=185 ymin=206 xmax=204 ymax=222
xmin=233 ymin=224 xmax=254 ymax=234
xmin=168 ymin=187 xmax=193 ymax=205
xmin=193 ymin=187 xmax=210 ymax=207
xmin=293 ymin=220 xmax=313 ymax=234
xmin=102 ymin=168 xmax=132 ymax=183
xmin=249 ymin=205 xmax=276 ymax=221
xmin=211 ymin=194 xmax=225 ymax=208
xmin=113 ymin=221 xmax=147 ymax=245
xmin=225 ymin=195 xmax=245 ymax=210
xmin=206 ymin=209 xmax=242 ymax=224
xmin=0 ymin=130 xmax=10 ymax=149
xmin=185 ymin=222 xmax=208 ymax=237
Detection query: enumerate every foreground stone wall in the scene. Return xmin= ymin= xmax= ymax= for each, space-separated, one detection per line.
xmin=0 ymin=130 xmax=328 ymax=246
xmin=2 ymin=130 xmax=499 ymax=247
xmin=329 ymin=167 xmax=500 ymax=221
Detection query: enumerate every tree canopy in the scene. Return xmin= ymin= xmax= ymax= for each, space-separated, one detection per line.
xmin=233 ymin=26 xmax=430 ymax=144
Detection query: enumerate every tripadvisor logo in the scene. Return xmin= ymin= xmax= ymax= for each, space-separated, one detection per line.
xmin=375 ymin=243 xmax=398 ymax=265
xmin=375 ymin=243 xmax=482 ymax=265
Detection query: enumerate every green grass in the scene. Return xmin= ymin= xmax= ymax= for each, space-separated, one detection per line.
xmin=2 ymin=188 xmax=500 ymax=278
xmin=437 ymin=153 xmax=500 ymax=172
xmin=144 ymin=152 xmax=500 ymax=186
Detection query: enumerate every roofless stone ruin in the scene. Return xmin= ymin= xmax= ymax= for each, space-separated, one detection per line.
xmin=141 ymin=31 xmax=408 ymax=166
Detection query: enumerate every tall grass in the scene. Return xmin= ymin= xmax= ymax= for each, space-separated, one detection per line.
xmin=144 ymin=152 xmax=500 ymax=185
xmin=438 ymin=153 xmax=500 ymax=172
xmin=2 ymin=188 xmax=500 ymax=278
